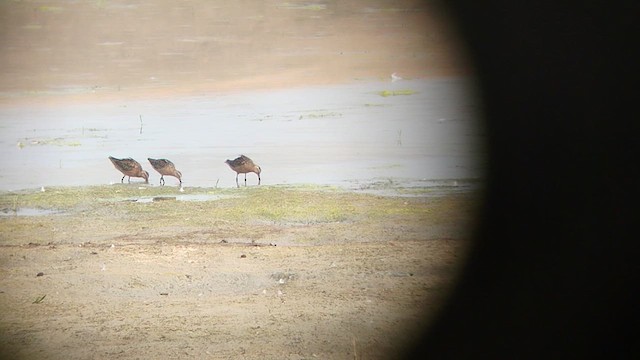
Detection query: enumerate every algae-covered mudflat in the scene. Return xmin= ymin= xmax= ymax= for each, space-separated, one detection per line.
xmin=0 ymin=184 xmax=477 ymax=246
xmin=0 ymin=184 xmax=478 ymax=359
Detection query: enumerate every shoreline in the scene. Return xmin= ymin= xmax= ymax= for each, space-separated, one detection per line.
xmin=0 ymin=70 xmax=471 ymax=109
xmin=0 ymin=179 xmax=482 ymax=203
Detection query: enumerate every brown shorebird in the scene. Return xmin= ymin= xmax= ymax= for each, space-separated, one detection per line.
xmin=225 ymin=155 xmax=261 ymax=188
xmin=148 ymin=158 xmax=182 ymax=186
xmin=108 ymin=156 xmax=149 ymax=183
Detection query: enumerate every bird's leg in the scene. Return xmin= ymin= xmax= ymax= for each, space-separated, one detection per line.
xmin=235 ymin=173 xmax=240 ymax=188
xmin=244 ymin=173 xmax=247 ymax=186
xmin=160 ymin=176 xmax=165 ymax=186
xmin=258 ymin=174 xmax=261 ymax=185
xmin=128 ymin=176 xmax=131 ymax=183
xmin=121 ymin=175 xmax=125 ymax=183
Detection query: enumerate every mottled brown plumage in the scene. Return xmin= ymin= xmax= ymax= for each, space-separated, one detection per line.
xmin=225 ymin=155 xmax=261 ymax=187
xmin=148 ymin=158 xmax=182 ymax=186
xmin=109 ymin=156 xmax=149 ymax=183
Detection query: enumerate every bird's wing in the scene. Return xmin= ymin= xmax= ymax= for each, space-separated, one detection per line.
xmin=119 ymin=159 xmax=140 ymax=171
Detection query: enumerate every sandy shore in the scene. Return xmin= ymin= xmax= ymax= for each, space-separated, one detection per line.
xmin=0 ymin=185 xmax=479 ymax=359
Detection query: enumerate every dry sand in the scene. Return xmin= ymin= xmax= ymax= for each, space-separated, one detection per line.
xmin=0 ymin=186 xmax=478 ymax=359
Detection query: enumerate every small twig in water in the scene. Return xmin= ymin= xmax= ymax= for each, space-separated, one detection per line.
xmin=139 ymin=115 xmax=143 ymax=134
xmin=215 ymin=178 xmax=220 ymax=189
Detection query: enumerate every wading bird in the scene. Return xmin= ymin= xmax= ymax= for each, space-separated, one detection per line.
xmin=148 ymin=158 xmax=182 ymax=186
xmin=225 ymin=155 xmax=261 ymax=188
xmin=108 ymin=156 xmax=149 ymax=183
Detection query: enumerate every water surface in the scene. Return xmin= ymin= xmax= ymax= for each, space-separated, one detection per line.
xmin=0 ymin=78 xmax=483 ymax=191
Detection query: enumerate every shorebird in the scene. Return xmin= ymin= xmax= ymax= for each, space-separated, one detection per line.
xmin=148 ymin=158 xmax=182 ymax=186
xmin=108 ymin=156 xmax=149 ymax=184
xmin=225 ymin=155 xmax=261 ymax=188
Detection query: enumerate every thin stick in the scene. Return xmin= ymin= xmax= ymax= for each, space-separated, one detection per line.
xmin=139 ymin=115 xmax=143 ymax=134
xmin=352 ymin=337 xmax=358 ymax=360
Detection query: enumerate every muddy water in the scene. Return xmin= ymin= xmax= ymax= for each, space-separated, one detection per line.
xmin=0 ymin=78 xmax=483 ymax=191
xmin=0 ymin=1 xmax=466 ymax=95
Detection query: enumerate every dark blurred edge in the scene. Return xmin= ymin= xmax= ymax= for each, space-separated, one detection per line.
xmin=404 ymin=1 xmax=639 ymax=359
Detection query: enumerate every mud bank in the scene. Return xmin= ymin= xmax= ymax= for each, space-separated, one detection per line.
xmin=0 ymin=185 xmax=479 ymax=359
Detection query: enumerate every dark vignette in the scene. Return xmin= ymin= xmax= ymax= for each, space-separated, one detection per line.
xmin=405 ymin=1 xmax=639 ymax=358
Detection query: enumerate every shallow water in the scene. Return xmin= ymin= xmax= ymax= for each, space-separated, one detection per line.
xmin=0 ymin=78 xmax=484 ymax=191
xmin=127 ymin=194 xmax=236 ymax=203
xmin=0 ymin=207 xmax=61 ymax=217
